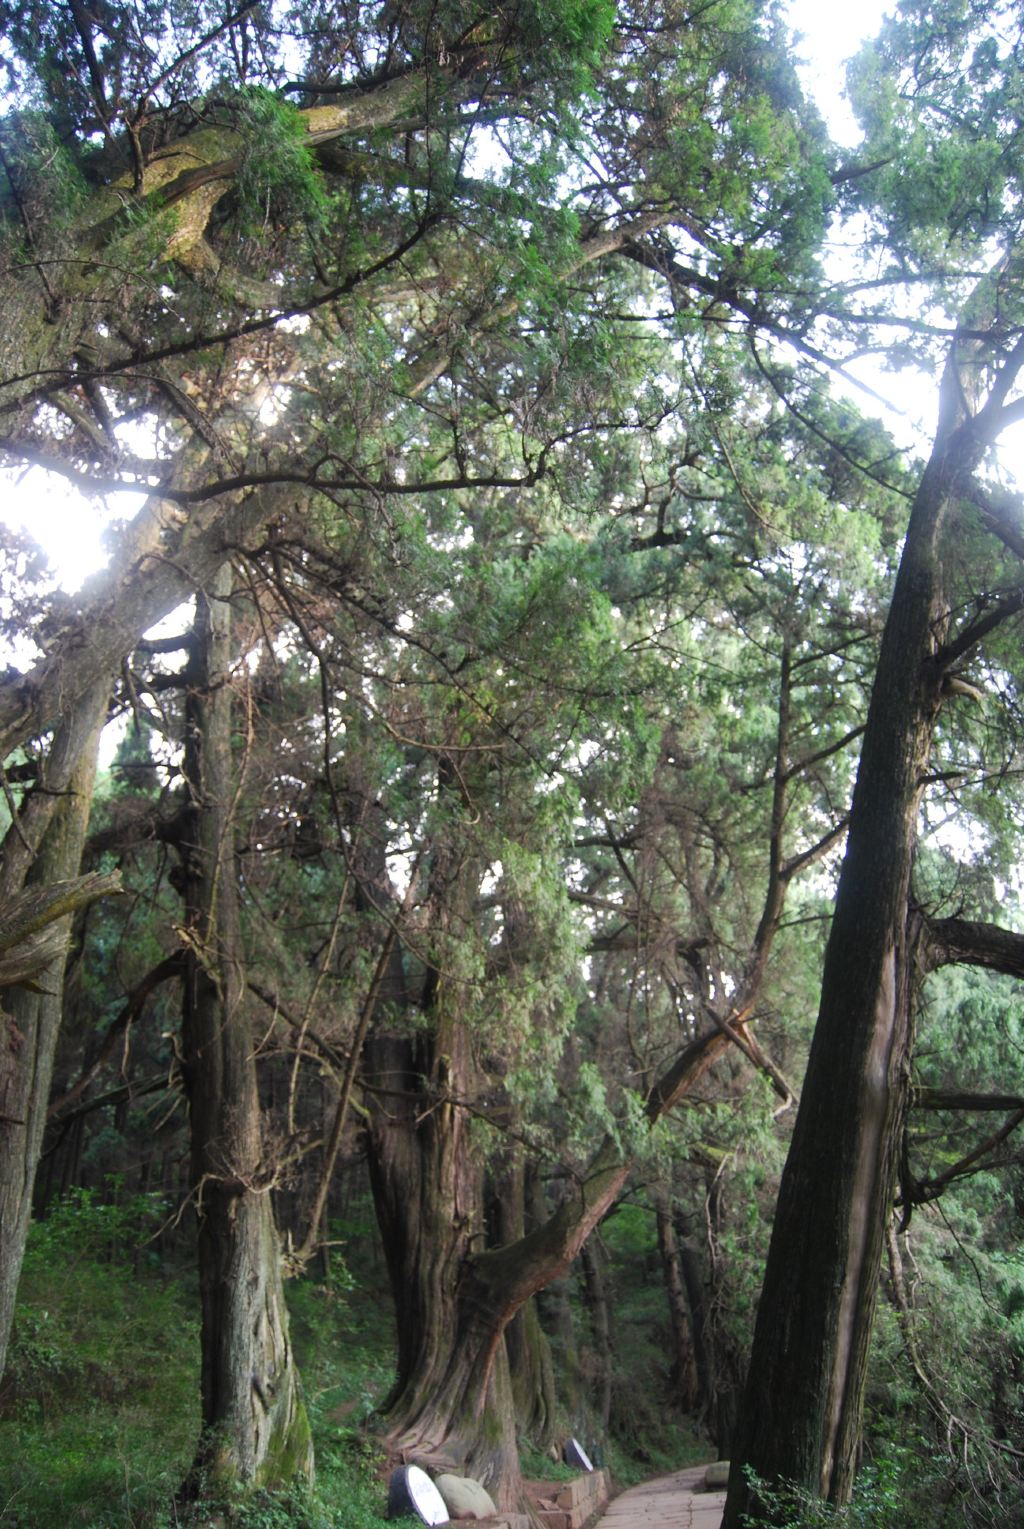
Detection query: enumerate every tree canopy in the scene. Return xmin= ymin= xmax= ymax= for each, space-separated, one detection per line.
xmin=3 ymin=1 xmax=1024 ymax=1526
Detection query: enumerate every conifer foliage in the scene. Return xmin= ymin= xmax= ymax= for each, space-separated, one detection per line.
xmin=2 ymin=2 xmax=1024 ymax=1524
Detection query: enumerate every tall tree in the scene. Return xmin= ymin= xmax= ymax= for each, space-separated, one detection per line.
xmin=721 ymin=0 xmax=1024 ymax=1509
xmin=177 ymin=565 xmax=312 ymax=1491
xmin=724 ymin=268 xmax=1024 ymax=1522
xmin=15 ymin=8 xmax=1021 ymax=1516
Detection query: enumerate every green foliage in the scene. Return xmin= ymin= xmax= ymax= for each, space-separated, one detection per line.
xmin=20 ymin=1181 xmax=166 ymax=1273
xmin=517 ymin=1442 xmax=578 ymax=1481
xmin=846 ymin=0 xmax=1024 ymax=287
xmin=866 ymin=1203 xmax=1024 ymax=1524
xmin=0 ymin=110 xmax=86 ymax=238
xmin=7 ymin=0 xmax=1024 ymax=1522
xmin=514 ymin=0 xmax=616 ymax=95
xmin=235 ymin=89 xmax=332 ymax=235
xmin=0 ymin=1188 xmax=403 ymax=1528
xmin=739 ymin=1447 xmax=947 ymax=1527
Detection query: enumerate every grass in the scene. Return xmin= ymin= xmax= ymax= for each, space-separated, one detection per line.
xmin=0 ymin=1190 xmax=199 ymax=1526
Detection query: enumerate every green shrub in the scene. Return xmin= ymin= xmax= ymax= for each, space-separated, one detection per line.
xmin=739 ymin=1444 xmax=964 ymax=1529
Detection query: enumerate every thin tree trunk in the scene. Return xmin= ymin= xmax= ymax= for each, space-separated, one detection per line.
xmin=677 ymin=1227 xmax=713 ymax=1417
xmin=493 ymin=1154 xmax=557 ymax=1448
xmin=705 ymin=1174 xmax=742 ymax=1457
xmin=579 ymin=1237 xmax=613 ymax=1440
xmin=507 ymin=1292 xmax=559 ymax=1450
xmin=654 ymin=1194 xmax=700 ymax=1413
xmin=178 ymin=565 xmax=312 ymax=1493
xmin=537 ymin=1273 xmax=584 ymax=1429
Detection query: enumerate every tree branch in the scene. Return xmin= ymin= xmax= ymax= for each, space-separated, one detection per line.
xmin=913 ymin=1088 xmax=1024 ymax=1112
xmin=934 ymin=586 xmax=1024 ymax=671
xmin=0 ymin=871 xmax=122 ymax=988
xmin=908 ymin=1109 xmax=1024 ymax=1202
xmin=48 ymin=952 xmax=184 ymax=1119
xmin=922 ymin=914 xmax=1024 ymax=978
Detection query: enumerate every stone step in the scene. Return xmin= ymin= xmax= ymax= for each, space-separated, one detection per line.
xmin=524 ymin=1469 xmax=610 ymax=1529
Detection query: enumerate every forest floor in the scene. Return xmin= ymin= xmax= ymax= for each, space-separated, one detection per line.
xmin=596 ymin=1464 xmax=725 ymax=1529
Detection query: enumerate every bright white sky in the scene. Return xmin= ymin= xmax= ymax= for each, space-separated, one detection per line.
xmin=0 ymin=0 xmax=923 ymax=596
xmin=787 ymin=0 xmax=890 ymax=147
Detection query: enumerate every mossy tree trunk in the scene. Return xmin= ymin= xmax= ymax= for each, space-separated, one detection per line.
xmin=178 ymin=564 xmax=312 ymax=1494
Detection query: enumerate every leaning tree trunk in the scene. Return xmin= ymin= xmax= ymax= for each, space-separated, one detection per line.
xmin=0 ymin=677 xmax=111 ymax=1381
xmin=178 ymin=565 xmax=312 ymax=1494
xmin=723 ymin=326 xmax=1017 ymax=1523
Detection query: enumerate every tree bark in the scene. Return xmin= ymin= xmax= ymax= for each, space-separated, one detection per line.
xmin=507 ymin=1287 xmax=559 ymax=1450
xmin=364 ymin=985 xmax=526 ymax=1505
xmin=654 ymin=1193 xmax=701 ymax=1413
xmin=538 ymin=1272 xmax=584 ymax=1430
xmin=0 ymin=871 xmax=120 ymax=986
xmin=178 ymin=564 xmax=312 ymax=1493
xmin=724 ymin=320 xmax=1022 ymax=1523
xmin=492 ymin=1154 xmax=557 ymax=1448
xmin=678 ymin=1227 xmax=713 ymax=1419
xmin=0 ymin=678 xmax=110 ymax=1380
xmin=579 ymin=1237 xmax=613 ymax=1440
xmin=922 ymin=915 xmax=1024 ymax=978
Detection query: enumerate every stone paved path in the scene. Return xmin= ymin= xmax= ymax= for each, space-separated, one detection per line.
xmin=595 ymin=1464 xmax=725 ymax=1529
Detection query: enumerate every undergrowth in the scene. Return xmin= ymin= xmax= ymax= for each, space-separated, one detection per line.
xmin=0 ymin=1187 xmax=711 ymax=1526
xmin=0 ymin=1186 xmax=198 ymax=1526
xmin=0 ymin=1194 xmax=398 ymax=1528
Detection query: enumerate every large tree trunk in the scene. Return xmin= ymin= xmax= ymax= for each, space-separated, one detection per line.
xmin=0 ymin=680 xmax=110 ymax=1379
xmin=178 ymin=565 xmax=312 ymax=1494
xmin=365 ymin=1007 xmax=525 ymax=1506
xmin=723 ymin=325 xmax=1016 ymax=1522
xmin=358 ymin=715 xmax=791 ymax=1502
